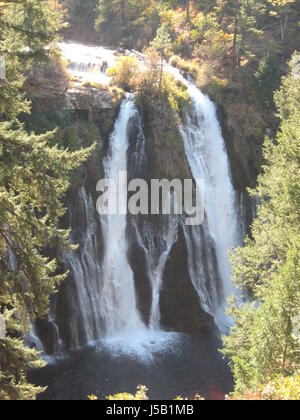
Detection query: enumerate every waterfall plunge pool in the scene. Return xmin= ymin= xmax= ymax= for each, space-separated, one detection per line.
xmin=29 ymin=332 xmax=233 ymax=400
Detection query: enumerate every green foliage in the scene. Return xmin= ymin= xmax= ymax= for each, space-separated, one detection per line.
xmin=204 ymin=76 xmax=228 ymax=105
xmin=163 ymin=76 xmax=190 ymax=112
xmin=96 ymin=0 xmax=160 ymax=48
xmin=65 ymin=0 xmax=98 ymax=29
xmin=151 ymin=23 xmax=172 ymax=57
xmin=0 ymin=0 xmax=64 ymax=119
xmin=107 ymin=56 xmax=140 ymax=91
xmin=0 ymin=0 xmax=94 ymax=400
xmin=151 ymin=23 xmax=172 ymax=88
xmin=169 ymin=55 xmax=199 ymax=79
xmin=227 ymin=373 xmax=300 ymax=400
xmin=108 ymin=48 xmax=189 ymax=113
xmin=23 ymin=107 xmax=99 ymax=151
xmin=222 ymin=54 xmax=300 ymax=394
xmin=107 ymin=385 xmax=149 ymax=400
xmin=215 ymin=0 xmax=267 ymax=66
xmin=253 ymin=50 xmax=282 ymax=107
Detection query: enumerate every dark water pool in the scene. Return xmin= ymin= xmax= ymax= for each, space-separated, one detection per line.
xmin=30 ymin=332 xmax=233 ymax=401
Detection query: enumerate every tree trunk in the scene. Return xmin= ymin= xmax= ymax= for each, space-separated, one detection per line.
xmin=186 ymin=0 xmax=190 ymax=22
xmin=232 ymin=16 xmax=238 ymax=69
xmin=120 ymin=0 xmax=126 ymax=34
xmin=280 ymin=14 xmax=284 ymax=41
xmin=159 ymin=54 xmax=164 ymax=91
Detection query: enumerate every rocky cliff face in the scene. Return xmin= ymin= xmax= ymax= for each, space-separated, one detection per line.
xmin=32 ymin=90 xmax=218 ymax=354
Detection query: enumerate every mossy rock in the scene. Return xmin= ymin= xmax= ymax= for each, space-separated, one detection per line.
xmin=138 ymin=95 xmax=192 ymax=181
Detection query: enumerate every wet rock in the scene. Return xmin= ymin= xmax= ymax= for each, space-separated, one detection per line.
xmin=160 ymin=225 xmax=215 ymax=334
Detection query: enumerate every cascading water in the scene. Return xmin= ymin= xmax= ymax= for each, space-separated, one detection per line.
xmin=172 ymin=70 xmax=241 ymax=328
xmin=132 ymin=216 xmax=178 ymax=330
xmin=34 ymin=43 xmax=243 ymax=357
xmin=61 ymin=187 xmax=103 ymax=349
xmin=99 ymin=98 xmax=180 ymax=358
xmin=100 ymin=97 xmax=145 ymax=336
xmin=182 ymin=221 xmax=219 ymax=317
xmin=29 ymin=42 xmax=243 ymax=400
xmin=59 ymin=42 xmax=116 ymax=86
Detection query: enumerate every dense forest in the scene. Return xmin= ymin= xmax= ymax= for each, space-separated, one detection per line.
xmin=0 ymin=0 xmax=299 ymax=400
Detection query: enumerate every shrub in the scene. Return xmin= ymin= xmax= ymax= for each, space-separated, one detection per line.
xmin=108 ymin=386 xmax=149 ymax=401
xmin=227 ymin=374 xmax=300 ymax=400
xmin=203 ymin=76 xmax=228 ymax=106
xmin=169 ymin=55 xmax=199 ymax=80
xmin=107 ymin=56 xmax=139 ymax=91
xmin=162 ymin=75 xmax=190 ymax=112
xmin=132 ymin=47 xmax=161 ymax=96
xmin=82 ymin=81 xmax=106 ymax=90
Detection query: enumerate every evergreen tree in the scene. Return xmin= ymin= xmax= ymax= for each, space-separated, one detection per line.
xmin=96 ymin=0 xmax=160 ymax=48
xmin=253 ymin=50 xmax=282 ymax=107
xmin=215 ymin=0 xmax=266 ymax=68
xmin=151 ymin=23 xmax=172 ymax=89
xmin=0 ymin=1 xmax=94 ymax=400
xmin=222 ymin=53 xmax=300 ymax=394
xmin=267 ymin=0 xmax=296 ymax=41
xmin=0 ymin=0 xmax=64 ymax=118
xmin=65 ymin=0 xmax=98 ymax=32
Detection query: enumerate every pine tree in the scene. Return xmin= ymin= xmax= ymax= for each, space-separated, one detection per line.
xmin=151 ymin=23 xmax=171 ymax=89
xmin=253 ymin=50 xmax=282 ymax=107
xmin=65 ymin=0 xmax=98 ymax=30
xmin=0 ymin=1 xmax=94 ymax=400
xmin=215 ymin=0 xmax=266 ymax=69
xmin=267 ymin=0 xmax=296 ymax=41
xmin=0 ymin=0 xmax=64 ymax=118
xmin=222 ymin=53 xmax=300 ymax=394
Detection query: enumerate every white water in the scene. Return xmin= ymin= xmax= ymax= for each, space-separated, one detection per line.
xmin=59 ymin=42 xmax=116 ymax=86
xmin=55 ymin=42 xmax=182 ymax=358
xmin=183 ymin=84 xmax=240 ymax=328
xmin=62 ymin=187 xmax=103 ymax=348
xmin=182 ymin=222 xmax=219 ymax=317
xmin=133 ymin=216 xmax=178 ymax=330
xmin=167 ymin=66 xmax=241 ymax=328
xmin=99 ymin=98 xmax=181 ymax=358
xmin=50 ymin=43 xmax=242 ymax=357
xmin=100 ymin=98 xmax=145 ymax=335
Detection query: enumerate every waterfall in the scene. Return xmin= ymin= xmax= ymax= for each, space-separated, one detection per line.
xmin=100 ymin=97 xmax=145 ymax=336
xmin=179 ymin=78 xmax=241 ymax=328
xmin=62 ymin=187 xmax=103 ymax=349
xmin=133 ymin=216 xmax=178 ymax=330
xmin=182 ymin=222 xmax=219 ymax=317
xmin=127 ymin=107 xmax=179 ymax=331
xmin=33 ymin=43 xmax=243 ymax=357
xmin=98 ymin=97 xmax=180 ymax=358
xmin=7 ymin=245 xmax=47 ymax=352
